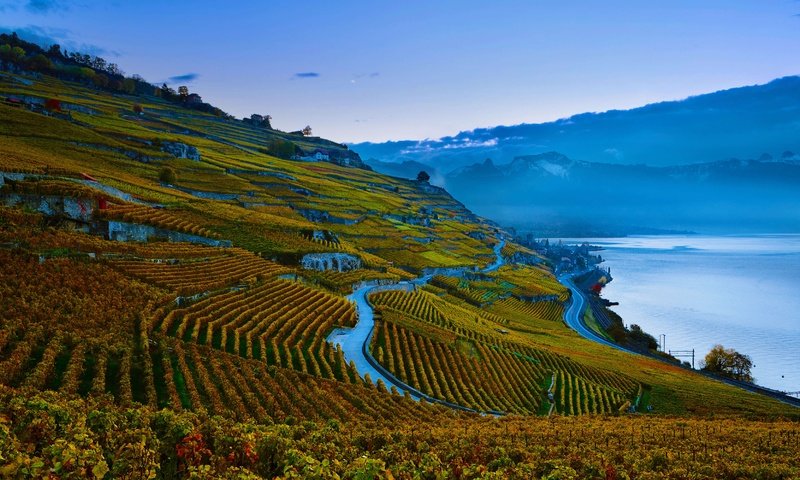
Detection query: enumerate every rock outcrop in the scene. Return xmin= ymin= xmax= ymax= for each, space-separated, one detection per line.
xmin=106 ymin=221 xmax=230 ymax=247
xmin=161 ymin=142 xmax=201 ymax=161
xmin=300 ymin=253 xmax=361 ymax=272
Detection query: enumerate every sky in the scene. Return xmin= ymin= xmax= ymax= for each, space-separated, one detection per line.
xmin=2 ymin=0 xmax=799 ymax=143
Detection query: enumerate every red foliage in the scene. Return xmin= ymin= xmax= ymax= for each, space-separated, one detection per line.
xmin=44 ymin=98 xmax=62 ymax=112
xmin=591 ymin=283 xmax=603 ymax=294
xmin=606 ymin=463 xmax=618 ymax=480
xmin=176 ymin=431 xmax=211 ymax=471
xmin=224 ymin=442 xmax=258 ymax=468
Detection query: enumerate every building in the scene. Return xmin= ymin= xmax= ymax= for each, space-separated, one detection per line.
xmin=291 ymin=149 xmax=330 ymax=162
xmin=185 ymin=93 xmax=203 ymax=105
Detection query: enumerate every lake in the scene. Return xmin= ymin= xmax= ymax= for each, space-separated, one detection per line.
xmin=555 ymin=235 xmax=800 ymax=393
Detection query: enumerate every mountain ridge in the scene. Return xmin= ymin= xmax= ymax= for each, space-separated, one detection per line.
xmin=353 ymin=76 xmax=800 ymax=171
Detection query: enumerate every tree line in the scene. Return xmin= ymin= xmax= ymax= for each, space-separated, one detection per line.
xmin=0 ymin=31 xmax=229 ymax=116
xmin=0 ymin=31 xmax=321 ymax=138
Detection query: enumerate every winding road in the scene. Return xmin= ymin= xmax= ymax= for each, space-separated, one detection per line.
xmin=326 ymin=237 xmax=506 ymax=409
xmin=558 ymin=272 xmax=628 ymax=353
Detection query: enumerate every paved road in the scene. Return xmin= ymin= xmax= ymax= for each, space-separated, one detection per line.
xmin=558 ymin=273 xmax=629 ymax=353
xmin=327 ymin=237 xmax=506 ymax=409
xmin=327 ymin=281 xmax=424 ymax=399
xmin=482 ymin=239 xmax=506 ymax=273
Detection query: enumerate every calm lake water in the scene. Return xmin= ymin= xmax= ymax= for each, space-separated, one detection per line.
xmin=556 ymin=235 xmax=800 ymax=393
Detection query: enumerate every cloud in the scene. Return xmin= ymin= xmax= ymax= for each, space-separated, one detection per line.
xmin=350 ymin=72 xmax=380 ymax=84
xmin=293 ymin=72 xmax=320 ymax=79
xmin=604 ymin=147 xmax=624 ymax=160
xmin=0 ymin=25 xmax=115 ymax=56
xmin=168 ymin=73 xmax=200 ymax=83
xmin=441 ymin=138 xmax=499 ymax=149
xmin=26 ymin=0 xmax=70 ymax=13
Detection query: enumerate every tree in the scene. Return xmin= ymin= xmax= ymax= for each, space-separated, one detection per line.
xmin=91 ymin=56 xmax=107 ymax=72
xmin=416 ymin=171 xmax=430 ymax=183
xmin=160 ymin=83 xmax=176 ymax=100
xmin=107 ymin=63 xmax=123 ymax=76
xmin=132 ymin=103 xmax=144 ymax=115
xmin=178 ymin=86 xmax=189 ymax=101
xmin=10 ymin=46 xmax=25 ymax=63
xmin=159 ymin=167 xmax=177 ymax=185
xmin=0 ymin=44 xmax=11 ymax=62
xmin=302 ymin=125 xmax=312 ymax=136
xmin=266 ymin=139 xmax=297 ymax=159
xmin=122 ymin=78 xmax=136 ymax=94
xmin=78 ymin=67 xmax=95 ymax=82
xmin=93 ymin=73 xmax=109 ymax=88
xmin=27 ymin=53 xmax=53 ymax=72
xmin=47 ymin=44 xmax=62 ymax=58
xmin=702 ymin=344 xmax=753 ymax=383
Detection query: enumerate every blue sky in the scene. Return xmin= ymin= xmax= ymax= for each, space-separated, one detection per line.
xmin=2 ymin=0 xmax=799 ymax=143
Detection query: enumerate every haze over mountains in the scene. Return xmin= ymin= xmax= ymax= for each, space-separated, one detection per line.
xmin=446 ymin=152 xmax=800 ymax=235
xmin=357 ymin=77 xmax=800 ymax=235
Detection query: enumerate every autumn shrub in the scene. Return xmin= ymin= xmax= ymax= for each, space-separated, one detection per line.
xmin=159 ymin=166 xmax=177 ymax=185
xmin=44 ymin=98 xmax=62 ymax=112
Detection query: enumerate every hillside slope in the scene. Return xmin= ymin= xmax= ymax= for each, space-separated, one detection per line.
xmin=1 ymin=69 xmax=798 ymax=477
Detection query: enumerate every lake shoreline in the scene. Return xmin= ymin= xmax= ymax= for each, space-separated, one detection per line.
xmin=554 ymin=234 xmax=800 ymax=394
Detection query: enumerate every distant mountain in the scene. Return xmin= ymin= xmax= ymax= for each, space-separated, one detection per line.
xmin=355 ymin=76 xmax=800 ymax=172
xmin=443 ymin=152 xmax=800 ymax=235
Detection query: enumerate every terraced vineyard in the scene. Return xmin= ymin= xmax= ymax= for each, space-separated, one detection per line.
xmin=111 ymin=248 xmax=289 ymax=295
xmin=492 ymin=297 xmax=564 ymax=323
xmin=373 ymin=320 xmax=546 ymax=414
xmin=154 ymin=278 xmax=357 ymax=378
xmin=148 ymin=340 xmax=441 ymax=423
xmin=1 ymin=56 xmax=798 ymax=479
xmin=97 ymin=204 xmax=221 ymax=238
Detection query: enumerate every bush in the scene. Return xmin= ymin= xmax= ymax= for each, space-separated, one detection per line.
xmin=159 ymin=167 xmax=177 ymax=185
xmin=44 ymin=98 xmax=62 ymax=112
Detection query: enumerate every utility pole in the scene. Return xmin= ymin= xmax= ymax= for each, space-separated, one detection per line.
xmin=669 ymin=349 xmax=695 ymax=369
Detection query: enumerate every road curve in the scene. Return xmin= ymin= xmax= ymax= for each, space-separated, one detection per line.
xmin=326 ymin=237 xmax=506 ymax=410
xmin=327 ymin=282 xmax=423 ymax=399
xmin=482 ymin=238 xmax=506 ymax=273
xmin=558 ymin=273 xmax=629 ymax=353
